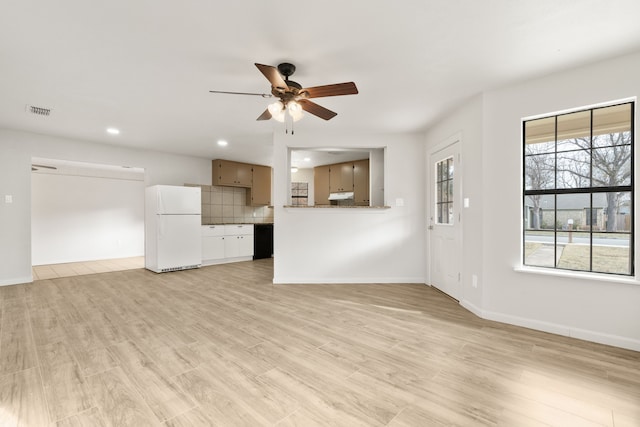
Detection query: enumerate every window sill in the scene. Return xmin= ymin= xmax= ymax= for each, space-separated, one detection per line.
xmin=514 ymin=265 xmax=640 ymax=286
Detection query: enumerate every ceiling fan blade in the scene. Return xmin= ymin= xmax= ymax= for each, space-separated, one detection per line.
xmin=299 ymin=100 xmax=338 ymax=120
xmin=256 ymin=109 xmax=272 ymax=121
xmin=255 ymin=63 xmax=288 ymax=90
xmin=209 ymin=90 xmax=272 ymax=98
xmin=300 ymin=82 xmax=358 ymax=99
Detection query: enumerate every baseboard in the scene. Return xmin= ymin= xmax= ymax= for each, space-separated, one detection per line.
xmin=0 ymin=275 xmax=33 ymax=286
xmin=271 ymin=279 xmax=640 ymax=352
xmin=202 ymin=256 xmax=253 ymax=266
xmin=272 ymin=276 xmax=425 ymax=284
xmin=459 ymin=299 xmax=483 ymax=318
xmin=569 ymin=326 xmax=640 ymax=352
xmin=477 ymin=308 xmax=640 ymax=352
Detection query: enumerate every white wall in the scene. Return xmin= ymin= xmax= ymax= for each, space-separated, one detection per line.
xmin=426 ymin=51 xmax=640 ymax=351
xmin=31 ymin=173 xmax=145 ymax=265
xmin=0 ymin=129 xmax=212 ymax=285
xmin=274 ymin=132 xmax=425 ymax=284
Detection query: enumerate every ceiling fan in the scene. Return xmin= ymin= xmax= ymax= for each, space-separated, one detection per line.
xmin=209 ymin=63 xmax=358 ymax=122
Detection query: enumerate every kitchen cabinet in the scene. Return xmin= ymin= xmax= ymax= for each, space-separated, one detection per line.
xmin=353 ymin=159 xmax=370 ymax=206
xmin=201 ymin=224 xmax=254 ymax=265
xmin=314 ymin=165 xmax=330 ymax=205
xmin=313 ymin=159 xmax=370 ymax=205
xmin=213 ymin=159 xmax=252 ymax=187
xmin=223 ymin=224 xmax=254 ymax=258
xmin=247 ymin=165 xmax=271 ymax=206
xmin=213 ymin=159 xmax=272 ymax=206
xmin=202 ymin=225 xmax=225 ymax=263
xmin=329 ymin=162 xmax=354 ymax=193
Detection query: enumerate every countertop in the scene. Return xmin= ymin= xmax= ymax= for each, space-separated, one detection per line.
xmin=202 ymin=222 xmax=274 ymax=226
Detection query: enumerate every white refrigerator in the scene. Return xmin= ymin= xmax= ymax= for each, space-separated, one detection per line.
xmin=145 ymin=185 xmax=202 ymax=273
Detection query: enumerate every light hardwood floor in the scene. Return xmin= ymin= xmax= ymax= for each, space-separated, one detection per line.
xmin=1 ymin=259 xmax=639 ymax=426
xmin=32 ymin=257 xmax=145 ymax=280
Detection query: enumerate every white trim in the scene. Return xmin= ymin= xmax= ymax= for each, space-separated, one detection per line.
xmin=514 ymin=265 xmax=640 ymax=286
xmin=202 ymin=256 xmax=253 ymax=266
xmin=480 ymin=308 xmax=640 ymax=352
xmin=0 ymin=275 xmax=33 ymax=286
xmin=273 ymin=276 xmax=425 ymax=284
xmin=459 ymin=299 xmax=483 ymax=318
xmin=458 ymin=300 xmax=640 ymax=351
xmin=521 ymin=96 xmax=637 ymax=121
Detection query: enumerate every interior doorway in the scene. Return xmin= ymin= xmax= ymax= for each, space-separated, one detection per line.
xmin=31 ymin=157 xmax=145 ymax=276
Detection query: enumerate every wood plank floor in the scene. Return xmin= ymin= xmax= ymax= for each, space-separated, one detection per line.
xmin=32 ymin=256 xmax=144 ymax=280
xmin=1 ymin=259 xmax=639 ymax=426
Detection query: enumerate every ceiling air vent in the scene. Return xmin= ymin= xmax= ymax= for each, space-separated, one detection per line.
xmin=25 ymin=105 xmax=52 ymax=116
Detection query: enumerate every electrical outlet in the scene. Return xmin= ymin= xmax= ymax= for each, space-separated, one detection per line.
xmin=4 ymin=195 xmax=13 ymax=204
xmin=472 ymin=274 xmax=478 ymax=288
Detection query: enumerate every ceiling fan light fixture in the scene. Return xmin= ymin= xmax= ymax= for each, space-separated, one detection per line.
xmin=288 ymin=101 xmax=302 ymax=114
xmin=268 ymin=101 xmax=284 ymax=116
xmin=273 ymin=110 xmax=286 ymax=122
xmin=211 ymin=62 xmax=358 ymax=129
xmin=290 ymin=109 xmax=304 ymax=122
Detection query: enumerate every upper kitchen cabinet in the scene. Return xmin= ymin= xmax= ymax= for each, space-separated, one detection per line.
xmin=289 ymin=148 xmax=385 ymax=207
xmin=314 ymin=165 xmax=331 ymax=206
xmin=247 ymin=165 xmax=272 ymax=206
xmin=329 ymin=162 xmax=354 ymax=193
xmin=213 ymin=159 xmax=252 ymax=187
xmin=353 ymin=159 xmax=370 ymax=206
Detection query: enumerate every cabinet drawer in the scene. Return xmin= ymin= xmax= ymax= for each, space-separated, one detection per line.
xmin=202 ymin=225 xmax=225 ymax=236
xmin=224 ymin=224 xmax=254 ymax=236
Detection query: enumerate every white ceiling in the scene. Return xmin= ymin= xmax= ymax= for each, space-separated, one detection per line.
xmin=2 ymin=1 xmax=640 ymax=166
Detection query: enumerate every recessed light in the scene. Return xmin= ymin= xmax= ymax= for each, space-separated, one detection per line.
xmin=303 ymin=157 xmax=311 ymax=162
xmin=291 ymin=167 xmax=298 ymax=173
xmin=106 ymin=128 xmax=120 ymax=135
xmin=217 ymin=140 xmax=228 ymax=147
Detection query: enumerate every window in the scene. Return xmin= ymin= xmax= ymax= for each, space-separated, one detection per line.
xmin=436 ymin=156 xmax=454 ymax=224
xmin=523 ymin=102 xmax=634 ymax=275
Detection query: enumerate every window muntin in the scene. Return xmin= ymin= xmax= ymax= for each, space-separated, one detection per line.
xmin=436 ymin=156 xmax=454 ymax=224
xmin=523 ymin=102 xmax=634 ymax=276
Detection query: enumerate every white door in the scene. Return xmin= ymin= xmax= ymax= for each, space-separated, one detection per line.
xmin=428 ymin=140 xmax=462 ymax=300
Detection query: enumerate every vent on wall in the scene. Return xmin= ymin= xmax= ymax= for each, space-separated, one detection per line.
xmin=25 ymin=105 xmax=52 ymax=116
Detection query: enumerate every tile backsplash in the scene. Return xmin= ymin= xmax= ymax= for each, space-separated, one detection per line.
xmin=187 ymin=184 xmax=274 ymax=225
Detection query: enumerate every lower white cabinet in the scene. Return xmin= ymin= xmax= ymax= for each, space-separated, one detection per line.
xmin=202 ymin=225 xmax=225 ymax=262
xmin=202 ymin=224 xmax=254 ymax=265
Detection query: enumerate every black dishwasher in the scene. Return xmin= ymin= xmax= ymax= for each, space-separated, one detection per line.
xmin=253 ymin=223 xmax=273 ymax=259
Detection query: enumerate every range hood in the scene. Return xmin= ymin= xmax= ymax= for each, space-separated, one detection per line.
xmin=328 ymin=191 xmax=354 ymax=201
